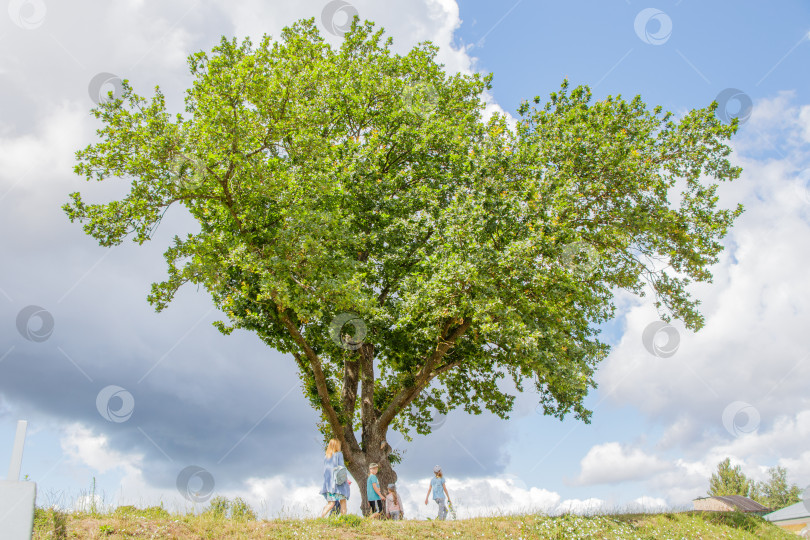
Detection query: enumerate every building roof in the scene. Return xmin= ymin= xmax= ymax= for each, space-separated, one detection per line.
xmin=693 ymin=495 xmax=771 ymax=512
xmin=764 ymin=501 xmax=810 ymax=522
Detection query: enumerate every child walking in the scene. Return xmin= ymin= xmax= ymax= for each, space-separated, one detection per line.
xmin=366 ymin=462 xmax=385 ymax=516
xmin=385 ymin=483 xmax=403 ymax=520
xmin=319 ymin=439 xmax=351 ymax=517
xmin=424 ymin=465 xmax=451 ymax=520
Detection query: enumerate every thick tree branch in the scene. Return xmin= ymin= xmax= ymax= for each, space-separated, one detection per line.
xmin=377 ymin=317 xmax=472 ymax=430
xmin=278 ymin=310 xmax=356 ymax=462
xmin=359 ymin=342 xmax=376 ymax=450
xmin=340 ymin=354 xmax=361 ymax=427
xmin=340 ymin=352 xmax=363 ymax=460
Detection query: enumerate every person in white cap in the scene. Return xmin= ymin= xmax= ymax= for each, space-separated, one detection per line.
xmin=367 ymin=462 xmax=384 ymax=516
xmin=424 ymin=464 xmax=451 ymax=520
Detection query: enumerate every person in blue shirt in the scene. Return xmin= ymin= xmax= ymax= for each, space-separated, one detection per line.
xmin=319 ymin=439 xmax=351 ymax=517
xmin=366 ymin=462 xmax=384 ymax=516
xmin=424 ymin=465 xmax=451 ymax=520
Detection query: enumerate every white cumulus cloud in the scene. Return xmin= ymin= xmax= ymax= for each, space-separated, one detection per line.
xmin=573 ymin=442 xmax=671 ymax=486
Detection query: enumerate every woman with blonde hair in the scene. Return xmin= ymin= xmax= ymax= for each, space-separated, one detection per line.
xmin=319 ymin=438 xmax=351 ymax=517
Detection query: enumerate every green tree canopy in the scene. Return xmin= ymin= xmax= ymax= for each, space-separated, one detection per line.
xmin=750 ymin=466 xmax=802 ymax=510
xmin=708 ymin=458 xmax=802 ymax=510
xmin=64 ymin=17 xmax=743 ymax=511
xmin=709 ymin=458 xmax=752 ymax=498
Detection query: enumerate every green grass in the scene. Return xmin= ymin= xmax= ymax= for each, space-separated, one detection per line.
xmin=32 ymin=505 xmax=794 ymax=539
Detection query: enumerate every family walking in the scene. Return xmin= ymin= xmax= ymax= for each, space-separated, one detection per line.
xmin=318 ymin=439 xmax=451 ymax=520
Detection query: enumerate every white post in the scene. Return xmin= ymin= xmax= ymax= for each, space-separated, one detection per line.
xmin=0 ymin=420 xmax=36 ymax=539
xmin=8 ymin=420 xmax=27 ymax=481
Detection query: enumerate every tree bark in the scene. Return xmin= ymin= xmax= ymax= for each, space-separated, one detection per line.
xmin=345 ymin=436 xmax=397 ymax=516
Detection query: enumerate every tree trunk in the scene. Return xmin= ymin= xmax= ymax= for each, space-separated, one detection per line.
xmin=286 ymin=318 xmax=457 ymax=516
xmin=374 ymin=458 xmax=398 ymax=512
xmin=329 ymin=322 xmax=469 ymax=515
xmin=344 ymin=432 xmax=398 ymax=516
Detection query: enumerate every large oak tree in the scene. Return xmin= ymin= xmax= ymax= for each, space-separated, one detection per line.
xmin=64 ymin=18 xmax=744 ymax=512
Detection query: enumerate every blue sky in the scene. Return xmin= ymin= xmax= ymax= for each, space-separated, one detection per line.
xmin=1 ymin=0 xmax=809 ymax=519
xmin=461 ymin=1 xmax=810 ymax=120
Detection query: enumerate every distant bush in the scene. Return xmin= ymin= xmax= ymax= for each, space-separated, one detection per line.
xmin=699 ymin=510 xmax=764 ymax=533
xmin=113 ymin=504 xmax=169 ymax=519
xmin=112 ymin=505 xmax=137 ymax=517
xmin=204 ymin=496 xmax=230 ymax=519
xmin=202 ymin=496 xmax=257 ymax=521
xmin=231 ymin=497 xmax=257 ymax=521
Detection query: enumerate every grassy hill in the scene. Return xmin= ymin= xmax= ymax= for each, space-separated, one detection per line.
xmin=34 ymin=506 xmax=794 ymax=539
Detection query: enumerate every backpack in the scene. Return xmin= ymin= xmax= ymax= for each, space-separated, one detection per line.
xmin=333 ymin=465 xmax=348 ymax=485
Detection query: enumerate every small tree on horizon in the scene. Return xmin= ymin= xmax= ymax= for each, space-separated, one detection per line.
xmin=64 ymin=17 xmax=744 ymax=514
xmin=709 ymin=458 xmax=752 ymax=498
xmin=708 ymin=458 xmax=802 ymax=510
xmin=750 ymin=466 xmax=802 ymax=510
